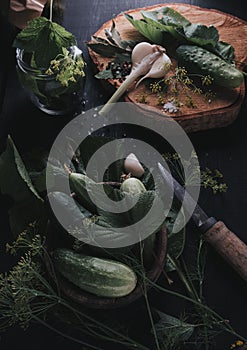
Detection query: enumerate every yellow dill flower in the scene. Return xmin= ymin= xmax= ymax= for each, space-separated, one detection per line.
xmin=175 ymin=66 xmax=187 ymax=77
xmin=236 ymin=340 xmax=244 ymax=346
xmin=150 ymin=82 xmax=162 ymax=93
xmin=201 ymin=75 xmax=214 ymax=86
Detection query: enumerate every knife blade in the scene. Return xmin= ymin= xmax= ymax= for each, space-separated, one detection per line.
xmin=158 ymin=162 xmax=247 ymax=282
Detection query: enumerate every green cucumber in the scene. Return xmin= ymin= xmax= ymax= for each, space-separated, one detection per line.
xmin=53 ymin=248 xmax=137 ymax=297
xmin=69 ymin=173 xmax=98 ymax=213
xmin=69 ymin=173 xmax=122 ymax=214
xmin=176 ymin=45 xmax=244 ymax=88
xmin=120 ymin=178 xmax=146 ymax=195
xmin=120 ymin=178 xmax=157 ymax=266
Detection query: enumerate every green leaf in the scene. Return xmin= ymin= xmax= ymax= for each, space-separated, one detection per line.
xmin=0 ymin=137 xmax=47 ymax=237
xmin=48 ymin=191 xmax=92 ymax=228
xmin=164 ymin=208 xmax=186 ymax=272
xmin=124 ymin=14 xmax=165 ymax=45
xmin=121 ymin=40 xmax=138 ymax=50
xmin=17 ymin=68 xmax=48 ymax=103
xmin=87 ymin=42 xmax=127 ymax=57
xmin=159 ymin=6 xmax=191 ymax=27
xmin=0 ymin=137 xmax=43 ymax=202
xmin=153 ymin=310 xmax=194 ymax=345
xmin=98 ymin=190 xmax=164 ymax=238
xmin=214 ymin=40 xmax=235 ymax=62
xmin=113 ymin=52 xmax=131 ymax=62
xmin=91 ymin=36 xmax=110 ymax=45
xmin=13 ymin=17 xmax=76 ymax=67
xmin=127 ymin=7 xmax=234 ymax=63
xmin=182 ymin=23 xmax=219 ymax=48
xmin=141 ymin=11 xmax=182 ymax=43
xmin=95 ymin=69 xmax=114 ymax=79
xmin=104 ymin=20 xmax=123 ymax=48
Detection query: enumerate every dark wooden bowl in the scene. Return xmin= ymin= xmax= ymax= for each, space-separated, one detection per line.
xmin=45 ymin=225 xmax=167 ymax=309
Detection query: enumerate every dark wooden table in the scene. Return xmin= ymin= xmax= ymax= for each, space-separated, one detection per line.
xmin=0 ymin=1 xmax=247 ymax=349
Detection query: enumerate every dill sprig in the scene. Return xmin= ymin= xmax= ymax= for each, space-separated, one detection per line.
xmin=6 ymin=222 xmax=45 ymax=256
xmin=163 ymin=152 xmax=228 ymax=194
xmin=46 ymin=50 xmax=86 ymax=87
xmin=201 ymin=168 xmax=228 ymax=194
xmin=0 ymin=252 xmax=56 ymax=330
xmin=147 ymin=66 xmax=215 ymax=111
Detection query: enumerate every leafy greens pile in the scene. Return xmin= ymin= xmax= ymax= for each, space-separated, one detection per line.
xmin=125 ymin=6 xmax=234 ymax=62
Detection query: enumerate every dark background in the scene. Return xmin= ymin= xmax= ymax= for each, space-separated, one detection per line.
xmin=0 ymin=0 xmax=247 ymax=349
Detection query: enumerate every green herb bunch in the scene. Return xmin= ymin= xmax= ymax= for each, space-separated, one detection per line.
xmin=13 ymin=3 xmax=85 ymax=90
xmin=46 ymin=48 xmax=85 ymax=87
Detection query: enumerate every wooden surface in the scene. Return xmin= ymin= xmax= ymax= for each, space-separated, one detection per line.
xmin=89 ymin=3 xmax=247 ymax=132
xmin=0 ymin=1 xmax=247 ymax=349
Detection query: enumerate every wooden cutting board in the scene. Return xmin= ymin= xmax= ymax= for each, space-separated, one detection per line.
xmin=88 ymin=4 xmax=247 ymax=133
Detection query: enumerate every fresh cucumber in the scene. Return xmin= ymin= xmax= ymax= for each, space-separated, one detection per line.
xmin=69 ymin=173 xmax=98 ymax=213
xmin=176 ymin=45 xmax=244 ymax=88
xmin=53 ymin=248 xmax=137 ymax=297
xmin=69 ymin=173 xmax=122 ymax=214
xmin=120 ymin=178 xmax=146 ymax=195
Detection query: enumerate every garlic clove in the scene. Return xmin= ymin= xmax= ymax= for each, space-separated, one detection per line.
xmin=124 ymin=153 xmax=145 ymax=178
xmin=135 ymin=52 xmax=172 ymax=87
xmin=145 ymin=52 xmax=171 ymax=78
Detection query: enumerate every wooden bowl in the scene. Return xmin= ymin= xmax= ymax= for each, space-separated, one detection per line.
xmin=45 ymin=225 xmax=167 ymax=309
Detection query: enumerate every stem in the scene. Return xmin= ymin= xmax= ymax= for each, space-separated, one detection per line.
xmin=171 ymin=254 xmax=216 ymax=350
xmin=196 ymin=240 xmax=204 ymax=300
xmin=147 ymin=279 xmax=247 ymax=342
xmin=32 ymin=315 xmax=104 ymax=350
xmin=140 ymin=245 xmax=161 ymax=350
xmin=98 ymin=70 xmax=139 ymax=116
xmin=61 ymin=301 xmax=149 ymax=350
xmin=99 ymin=49 xmax=163 ymax=116
xmin=144 ymin=292 xmax=160 ymax=350
xmin=167 ymin=254 xmax=198 ymax=301
xmin=49 ymin=0 xmax=54 ymax=21
xmin=21 ymin=284 xmax=148 ymax=350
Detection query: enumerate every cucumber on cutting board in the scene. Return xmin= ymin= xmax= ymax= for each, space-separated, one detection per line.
xmin=53 ymin=248 xmax=137 ymax=298
xmin=176 ymin=45 xmax=244 ymax=88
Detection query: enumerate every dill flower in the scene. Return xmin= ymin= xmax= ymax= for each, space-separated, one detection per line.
xmin=201 ymin=75 xmax=214 ymax=86
xmin=150 ymin=82 xmax=162 ymax=93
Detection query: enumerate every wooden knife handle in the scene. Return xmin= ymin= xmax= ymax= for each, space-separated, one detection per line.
xmin=204 ymin=221 xmax=247 ymax=282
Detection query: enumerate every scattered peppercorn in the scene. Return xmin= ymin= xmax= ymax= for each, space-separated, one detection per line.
xmin=106 ymin=60 xmax=132 ymax=80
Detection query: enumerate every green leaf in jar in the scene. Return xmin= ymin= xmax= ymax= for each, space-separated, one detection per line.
xmin=13 ymin=17 xmax=76 ymax=68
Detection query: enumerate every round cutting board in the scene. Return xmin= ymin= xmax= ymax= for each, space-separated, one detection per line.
xmin=88 ymin=4 xmax=247 ymax=133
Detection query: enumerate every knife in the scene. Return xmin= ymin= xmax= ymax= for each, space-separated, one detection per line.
xmin=158 ymin=162 xmax=247 ymax=282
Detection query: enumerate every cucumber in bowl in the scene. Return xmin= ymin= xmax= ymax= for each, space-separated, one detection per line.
xmin=53 ymin=248 xmax=137 ymax=298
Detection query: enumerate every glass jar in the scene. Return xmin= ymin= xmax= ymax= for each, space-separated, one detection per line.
xmin=16 ymin=46 xmax=86 ymax=116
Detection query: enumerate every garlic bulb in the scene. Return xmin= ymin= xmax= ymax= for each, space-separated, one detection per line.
xmin=124 ymin=153 xmax=145 ymax=177
xmin=135 ymin=51 xmax=171 ymax=87
xmin=131 ymin=42 xmax=154 ymax=64
xmin=99 ymin=42 xmax=171 ymax=116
